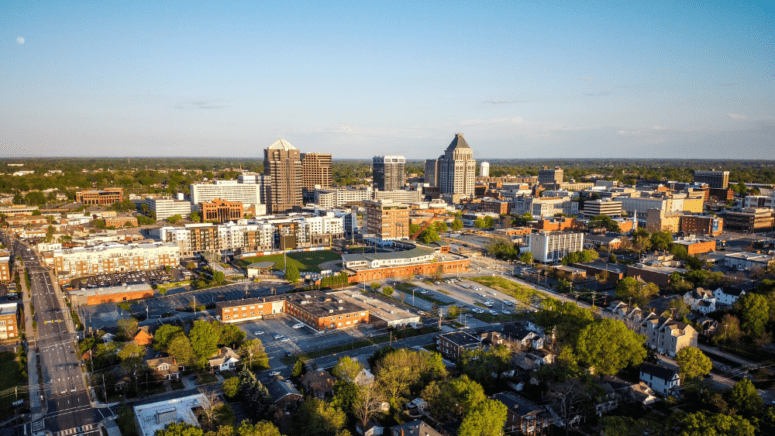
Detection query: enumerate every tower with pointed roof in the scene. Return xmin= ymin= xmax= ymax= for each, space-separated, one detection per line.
xmin=437 ymin=133 xmax=476 ymax=199
xmin=264 ymin=139 xmax=303 ymax=213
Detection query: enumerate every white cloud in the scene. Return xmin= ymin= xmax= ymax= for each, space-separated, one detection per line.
xmin=460 ymin=117 xmax=523 ymax=126
xmin=16 ymin=37 xmax=24 ymax=45
xmin=728 ymin=113 xmax=746 ymax=120
xmin=617 ymin=130 xmax=642 ymax=136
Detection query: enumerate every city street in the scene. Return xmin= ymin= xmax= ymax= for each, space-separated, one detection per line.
xmin=11 ymin=235 xmax=105 ymax=436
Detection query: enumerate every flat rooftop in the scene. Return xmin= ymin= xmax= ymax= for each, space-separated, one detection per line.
xmin=69 ymin=283 xmax=153 ymax=297
xmin=133 ymin=393 xmax=207 ymax=436
xmin=215 ymin=295 xmax=288 ymax=311
xmin=341 ymin=246 xmax=435 ymax=263
xmin=286 ymin=290 xmax=365 ymax=317
xmin=0 ymin=303 xmax=18 ymax=316
xmin=334 ymin=291 xmax=420 ymax=324
xmin=440 ymin=331 xmax=480 ymax=347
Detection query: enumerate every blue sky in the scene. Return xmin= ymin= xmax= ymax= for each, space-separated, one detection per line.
xmin=1 ymin=1 xmax=773 ymax=159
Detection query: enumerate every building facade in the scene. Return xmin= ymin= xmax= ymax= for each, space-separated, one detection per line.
xmin=47 ymin=242 xmax=180 ymax=281
xmin=373 ymin=155 xmax=406 ymax=191
xmin=0 ymin=251 xmax=10 ymax=282
xmin=437 ymin=331 xmax=480 ymax=360
xmin=538 ymin=166 xmax=563 ymax=186
xmin=190 ymin=181 xmax=263 ymax=207
xmin=680 ymin=214 xmax=723 ymax=236
xmin=145 ymin=198 xmax=194 ymax=220
xmin=479 ymin=161 xmax=489 ymax=178
xmin=75 ymin=188 xmax=123 ymax=206
xmin=723 ymin=208 xmax=775 ymax=233
xmin=265 ymin=139 xmax=303 ymax=213
xmin=0 ymin=303 xmax=18 ymax=340
xmin=424 ymin=159 xmax=439 ymax=187
xmin=582 ymin=199 xmax=623 ymax=217
xmin=437 ymin=134 xmax=476 ymax=200
xmin=364 ymin=200 xmax=410 ymax=241
xmin=527 ymin=232 xmax=585 ymax=264
xmin=104 ymin=216 xmax=138 ymax=227
xmin=693 ymin=170 xmax=729 ymax=189
xmin=301 ymin=153 xmax=333 ymax=202
xmin=199 ymin=199 xmax=243 ymax=223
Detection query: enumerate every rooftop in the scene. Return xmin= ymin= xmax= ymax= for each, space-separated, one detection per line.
xmin=286 ymin=291 xmax=366 ymax=318
xmin=133 ymin=393 xmax=207 ymax=436
xmin=266 ymin=138 xmax=297 ymax=151
xmin=445 ymin=133 xmax=471 ymax=151
xmin=640 ymin=363 xmax=678 ymax=381
xmin=335 ymin=291 xmax=420 ymax=324
xmin=0 ymin=303 xmax=18 ymax=316
xmin=493 ymin=392 xmax=544 ymax=415
xmin=440 ymin=331 xmax=480 ymax=347
xmin=69 ymin=282 xmax=153 ymax=297
xmin=341 ymin=246 xmax=435 ymax=264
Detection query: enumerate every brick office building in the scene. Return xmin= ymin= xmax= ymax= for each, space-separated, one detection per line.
xmin=75 ymin=188 xmax=124 ymax=206
xmin=680 ymin=215 xmax=723 ymax=236
xmin=216 ymin=291 xmax=369 ymax=332
xmin=104 ymin=216 xmax=139 ymax=227
xmin=0 ymin=251 xmax=10 ymax=282
xmin=437 ymin=331 xmax=480 ymax=360
xmin=0 ymin=303 xmax=18 ymax=340
xmin=68 ymin=283 xmax=154 ymax=306
xmin=341 ymin=245 xmax=470 ymax=283
xmin=199 ymin=199 xmax=244 ymax=223
xmin=364 ymin=199 xmax=410 ymax=241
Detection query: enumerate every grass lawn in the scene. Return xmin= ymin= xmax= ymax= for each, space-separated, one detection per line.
xmin=470 ymin=276 xmax=543 ymax=305
xmin=393 ymin=282 xmax=451 ymax=306
xmin=196 ymin=373 xmax=218 ymax=385
xmin=236 ymin=250 xmax=341 ymax=273
xmin=0 ymin=352 xmax=27 ymax=412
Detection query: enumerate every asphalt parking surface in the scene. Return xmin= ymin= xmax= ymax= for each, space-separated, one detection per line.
xmin=70 ymin=267 xmax=174 ymax=289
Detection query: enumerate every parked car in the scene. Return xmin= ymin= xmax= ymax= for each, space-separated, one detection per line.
xmin=269 ymin=371 xmax=280 ymax=377
xmin=274 ymin=334 xmax=284 ymax=340
xmin=489 ymin=310 xmax=498 ymax=316
xmin=419 ymin=289 xmax=428 ymax=294
xmin=254 ymin=331 xmax=264 ymax=335
xmin=502 ymin=309 xmax=511 ymax=315
xmin=280 ymin=338 xmax=290 ymax=343
xmin=292 ymin=323 xmax=304 ymax=329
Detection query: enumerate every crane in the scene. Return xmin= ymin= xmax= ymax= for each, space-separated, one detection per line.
xmin=410 ymin=212 xmax=441 ymax=240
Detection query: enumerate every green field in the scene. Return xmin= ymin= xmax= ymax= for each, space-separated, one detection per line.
xmin=470 ymin=276 xmax=543 ymax=305
xmin=236 ymin=250 xmax=342 ymax=273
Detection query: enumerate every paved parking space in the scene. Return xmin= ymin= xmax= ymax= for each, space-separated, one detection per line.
xmin=70 ymin=268 xmax=173 ymax=290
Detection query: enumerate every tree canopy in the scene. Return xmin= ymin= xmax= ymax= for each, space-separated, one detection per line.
xmin=574 ymin=318 xmax=646 ymax=376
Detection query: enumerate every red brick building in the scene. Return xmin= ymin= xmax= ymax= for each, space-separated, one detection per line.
xmin=0 ymin=303 xmax=18 ymax=340
xmin=199 ymin=199 xmax=244 ymax=223
xmin=75 ymin=188 xmax=124 ymax=206
xmin=104 ymin=216 xmax=139 ymax=227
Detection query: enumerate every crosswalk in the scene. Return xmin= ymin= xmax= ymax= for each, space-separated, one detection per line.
xmin=54 ymin=424 xmax=96 ymax=436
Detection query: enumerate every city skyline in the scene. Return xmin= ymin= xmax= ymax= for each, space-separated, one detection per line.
xmin=1 ymin=1 xmax=773 ymax=159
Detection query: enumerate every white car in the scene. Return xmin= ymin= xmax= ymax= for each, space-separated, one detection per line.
xmin=489 ymin=310 xmax=498 ymax=316
xmin=268 ymin=371 xmax=280 ymax=376
xmin=292 ymin=323 xmax=304 ymax=329
xmin=274 ymin=334 xmax=284 ymax=340
xmin=434 ymin=281 xmax=440 ymax=285
xmin=502 ymin=309 xmax=511 ymax=315
xmin=254 ymin=331 xmax=264 ymax=335
xmin=280 ymin=338 xmax=290 ymax=343
xmin=420 ymin=289 xmax=428 ymax=294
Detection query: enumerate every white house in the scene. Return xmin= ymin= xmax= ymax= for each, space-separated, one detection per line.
xmin=683 ymin=288 xmax=716 ymax=314
xmin=208 ymin=347 xmax=241 ymax=372
xmin=714 ymin=286 xmax=746 ymax=306
xmin=639 ymin=363 xmax=680 ymax=396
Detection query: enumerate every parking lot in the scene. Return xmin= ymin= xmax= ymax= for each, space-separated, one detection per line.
xmin=69 ymin=267 xmax=174 ymax=290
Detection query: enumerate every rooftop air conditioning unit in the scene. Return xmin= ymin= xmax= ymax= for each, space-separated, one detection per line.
xmin=329 ymin=309 xmax=334 ymax=313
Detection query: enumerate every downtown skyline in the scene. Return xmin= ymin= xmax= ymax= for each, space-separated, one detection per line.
xmin=1 ymin=1 xmax=773 ymax=159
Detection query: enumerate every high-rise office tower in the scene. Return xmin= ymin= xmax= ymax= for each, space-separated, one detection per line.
xmin=424 ymin=159 xmax=439 ymax=187
xmin=538 ymin=166 xmax=564 ymax=187
xmin=693 ymin=170 xmax=730 ymax=189
xmin=301 ymin=153 xmax=332 ymax=202
xmin=372 ymin=155 xmax=406 ymax=191
xmin=438 ymin=134 xmax=476 ymax=199
xmin=264 ymin=139 xmax=303 ymax=214
xmin=480 ymin=162 xmax=490 ymax=178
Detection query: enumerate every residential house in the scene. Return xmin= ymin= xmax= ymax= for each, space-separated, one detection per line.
xmin=133 ymin=327 xmax=153 ymax=346
xmin=208 ymin=347 xmax=241 ymax=372
xmin=714 ymin=286 xmax=746 ymax=306
xmin=501 ymin=324 xmax=544 ymax=350
xmin=403 ymin=398 xmax=428 ymax=418
xmin=640 ymin=315 xmax=698 ymax=357
xmin=494 ymin=392 xmax=551 ymax=435
xmin=514 ymin=349 xmax=555 ymax=371
xmin=640 ymin=363 xmax=681 ymax=396
xmin=146 ymin=356 xmax=180 ymax=380
xmin=683 ymin=288 xmax=716 ymax=314
xmin=389 ymin=420 xmax=442 ymax=436
xmin=598 ymin=376 xmax=658 ymax=406
xmin=354 ymin=368 xmax=375 ymax=386
xmin=436 ymin=331 xmax=480 ymax=361
xmin=695 ymin=316 xmax=720 ymax=337
xmin=356 ymin=421 xmax=384 ymax=436
xmin=300 ymin=369 xmax=337 ymax=399
xmin=605 ymin=301 xmax=645 ymax=329
xmin=267 ymin=378 xmax=303 ymax=410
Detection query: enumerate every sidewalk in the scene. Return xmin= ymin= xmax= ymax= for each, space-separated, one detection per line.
xmin=20 ymin=267 xmax=45 ymax=421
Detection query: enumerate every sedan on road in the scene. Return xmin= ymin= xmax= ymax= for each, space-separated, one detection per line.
xmin=268 ymin=371 xmax=280 ymax=376
xmin=274 ymin=334 xmax=284 ymax=340
xmin=254 ymin=331 xmax=264 ymax=335
xmin=292 ymin=323 xmax=304 ymax=329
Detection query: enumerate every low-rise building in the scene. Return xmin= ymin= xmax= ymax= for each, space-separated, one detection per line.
xmin=300 ymin=369 xmax=337 ymax=399
xmin=68 ymin=283 xmax=154 ymax=306
xmin=437 ymin=331 xmax=480 ymax=361
xmin=494 ymin=392 xmax=551 ymax=436
xmin=639 ymin=363 xmax=680 ymax=396
xmin=133 ymin=393 xmax=208 ymax=436
xmin=389 ymin=420 xmax=442 ymax=436
xmin=199 ymin=199 xmax=244 ymax=223
xmin=723 ymin=208 xmax=775 ymax=233
xmin=672 ymin=236 xmax=716 ymax=255
xmin=145 ymin=357 xmax=180 ymax=380
xmin=582 ymin=199 xmax=623 ymax=217
xmin=335 ymin=292 xmax=420 ymax=328
xmin=680 ymin=214 xmax=723 ymax=236
xmin=342 ymin=246 xmax=469 ymax=283
xmin=713 ymin=286 xmax=746 ymax=306
xmin=49 ymin=242 xmax=180 ymax=282
xmin=145 ymin=198 xmax=194 ymax=221
xmin=626 ymin=263 xmax=686 ymax=289
xmin=208 ymin=347 xmax=240 ymax=372
xmin=76 ymin=188 xmax=123 ymax=206
xmin=640 ymin=315 xmax=698 ymax=357
xmin=267 ymin=379 xmax=303 ymax=410
xmin=0 ymin=205 xmax=39 ymax=216
xmin=722 ymin=252 xmax=775 ymax=271
xmin=526 ymin=232 xmax=585 ymax=264
xmin=683 ymin=289 xmax=716 ymax=314
xmin=0 ymin=251 xmax=10 ymax=282
xmin=104 ymin=216 xmax=139 ymax=228
xmin=0 ymin=303 xmax=18 ymax=340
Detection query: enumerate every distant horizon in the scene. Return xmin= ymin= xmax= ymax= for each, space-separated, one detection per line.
xmin=2 ymin=156 xmax=775 ymax=163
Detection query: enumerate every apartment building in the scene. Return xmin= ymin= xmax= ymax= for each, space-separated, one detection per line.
xmin=480 ymin=198 xmax=510 ymax=214
xmin=527 ymin=232 xmax=585 ymax=264
xmin=75 ymin=188 xmax=123 ymax=206
xmin=0 ymin=303 xmax=18 ymax=340
xmin=190 ymin=181 xmax=263 ymax=207
xmin=373 ymin=155 xmax=406 ymax=191
xmin=424 ymin=159 xmax=439 ymax=187
xmin=640 ymin=314 xmax=698 ymax=357
xmin=314 ymin=187 xmax=374 ymax=208
xmin=364 ymin=199 xmax=410 ymax=241
xmin=199 ymin=199 xmax=243 ymax=223
xmin=145 ymin=198 xmax=194 ymax=220
xmin=0 ymin=205 xmax=40 ymax=216
xmin=743 ymin=194 xmax=775 ymax=209
xmin=511 ymin=197 xmax=578 ymax=218
xmin=373 ymin=189 xmax=423 ymax=204
xmin=681 ymin=214 xmax=723 ymax=236
xmin=48 ymin=242 xmax=180 ymax=281
xmin=437 ymin=331 xmax=480 ymax=361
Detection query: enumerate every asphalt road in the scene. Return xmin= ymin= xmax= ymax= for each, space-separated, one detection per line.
xmin=11 ymin=236 xmax=104 ymax=435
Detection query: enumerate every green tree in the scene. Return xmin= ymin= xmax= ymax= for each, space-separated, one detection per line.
xmin=382 ymin=286 xmax=394 ymax=297
xmin=735 ymin=293 xmax=770 ymax=338
xmin=332 ymin=356 xmax=364 ymax=383
xmin=575 ymin=318 xmax=646 ymax=376
xmin=423 ymin=375 xmax=485 ymax=422
xmin=153 ymin=422 xmax=204 ymax=436
xmin=451 ymin=218 xmax=464 ymax=231
xmin=457 ymin=398 xmax=508 ymax=436
xmin=167 ymin=214 xmax=183 ymax=224
xmin=715 ymin=314 xmax=742 ymax=342
xmin=117 ymin=317 xmax=139 ymax=340
xmin=483 ymin=216 xmax=495 ymax=228
xmin=239 ymin=339 xmax=269 ymax=370
xmin=285 ymin=263 xmax=300 ymax=283
xmin=167 ymin=333 xmax=196 ymax=367
xmin=473 ymin=218 xmax=485 ymax=228
xmin=729 ymin=378 xmax=762 ymax=416
xmin=460 ymin=346 xmax=512 ymax=390
xmin=331 ymin=380 xmax=360 ymax=415
xmin=370 ymin=282 xmax=381 ymax=292
xmin=615 ymin=277 xmax=659 ymax=306
xmin=520 ymin=251 xmax=533 ymax=265
xmin=222 ymin=377 xmax=241 ymax=400
xmin=609 ymin=253 xmax=617 ymax=263
xmin=679 ymin=411 xmax=755 ymax=436
xmin=153 ymin=324 xmax=184 ymax=352
xmin=235 ymin=421 xmax=282 ymax=436
xmin=675 ymin=347 xmax=712 ymax=381
xmin=418 ymin=228 xmax=441 ymax=243
xmin=219 ymin=323 xmax=246 ymax=348
xmin=238 ymin=370 xmax=275 ymax=421
xmin=292 ymin=358 xmax=306 ymax=377
xmin=118 ymin=342 xmax=145 ymax=372
xmin=434 ymin=221 xmax=448 ymax=233
xmin=213 ymin=271 xmax=226 ymax=284
xmin=650 ymin=231 xmax=673 ymax=251
xmin=189 ymin=211 xmax=201 ymax=222
xmin=292 ymin=397 xmax=347 ymax=436
xmin=587 ymin=215 xmax=621 ymax=233
xmin=190 ymin=320 xmax=220 ymax=369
